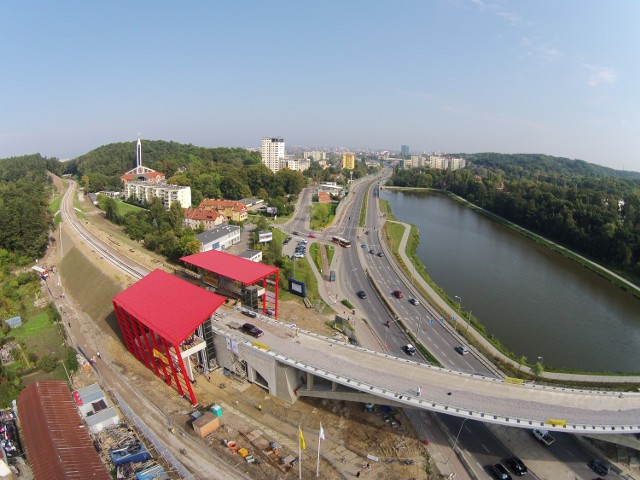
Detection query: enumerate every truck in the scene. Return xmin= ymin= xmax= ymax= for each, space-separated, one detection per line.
xmin=532 ymin=429 xmax=555 ymax=446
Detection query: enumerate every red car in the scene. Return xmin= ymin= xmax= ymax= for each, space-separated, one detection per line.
xmin=393 ymin=290 xmax=404 ymax=299
xmin=308 ymin=233 xmax=317 ymax=238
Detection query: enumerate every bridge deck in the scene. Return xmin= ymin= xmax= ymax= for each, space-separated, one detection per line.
xmin=213 ymin=313 xmax=640 ymax=433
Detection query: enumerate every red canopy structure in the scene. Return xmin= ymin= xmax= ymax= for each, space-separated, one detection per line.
xmin=181 ymin=250 xmax=279 ymax=317
xmin=112 ymin=269 xmax=225 ymax=406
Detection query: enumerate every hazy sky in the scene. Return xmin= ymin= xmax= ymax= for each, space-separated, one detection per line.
xmin=2 ymin=1 xmax=639 ymax=171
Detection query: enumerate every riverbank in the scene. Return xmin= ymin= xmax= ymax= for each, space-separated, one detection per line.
xmin=379 ymin=188 xmax=640 ymax=382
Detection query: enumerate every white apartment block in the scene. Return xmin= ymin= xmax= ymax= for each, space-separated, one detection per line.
xmin=304 ymin=151 xmax=327 ymax=162
xmin=261 ymin=137 xmax=286 ymax=173
xmin=286 ymin=157 xmax=310 ymax=172
xmin=426 ymin=155 xmax=466 ymax=171
xmin=124 ymin=181 xmax=192 ymax=209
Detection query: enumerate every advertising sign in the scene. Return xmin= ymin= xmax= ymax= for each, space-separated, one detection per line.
xmin=288 ymin=278 xmax=307 ymax=297
xmin=258 ymin=230 xmax=273 ymax=243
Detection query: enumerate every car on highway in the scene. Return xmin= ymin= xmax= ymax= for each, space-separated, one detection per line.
xmin=240 ymin=323 xmax=264 ymax=338
xmin=356 ymin=291 xmax=367 ymax=299
xmin=506 ymin=456 xmax=527 ymax=476
xmin=489 ymin=463 xmax=512 ymax=480
xmin=588 ymin=459 xmax=611 ymax=476
xmin=408 ymin=298 xmax=419 ymax=305
xmin=377 ymin=252 xmax=384 ymax=257
xmin=369 ymin=249 xmax=375 ymax=254
xmin=392 ymin=290 xmax=404 ymax=299
xmin=455 ymin=345 xmax=469 ymax=355
xmin=242 ymin=309 xmax=258 ymax=318
xmin=403 ymin=344 xmax=417 ymax=355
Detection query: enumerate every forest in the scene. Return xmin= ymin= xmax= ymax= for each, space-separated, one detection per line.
xmin=388 ymin=153 xmax=640 ymax=282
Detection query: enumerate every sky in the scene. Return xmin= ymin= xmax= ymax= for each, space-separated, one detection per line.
xmin=2 ymin=1 xmax=639 ymax=171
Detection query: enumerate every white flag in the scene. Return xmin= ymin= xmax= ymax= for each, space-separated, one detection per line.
xmin=319 ymin=423 xmax=325 ymax=441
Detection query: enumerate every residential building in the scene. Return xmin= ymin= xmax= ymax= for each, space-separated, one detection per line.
xmin=124 ymin=181 xmax=191 ymax=209
xmin=261 ymin=137 xmax=286 ymax=173
xmin=183 ymin=208 xmax=226 ymax=230
xmin=238 ymin=250 xmax=263 ymax=262
xmin=342 ymin=153 xmax=355 ymax=170
xmin=197 ymin=224 xmax=241 ymax=252
xmin=286 ymin=157 xmax=310 ymax=172
xmin=304 ymin=151 xmax=327 ymax=162
xmin=198 ymin=199 xmax=248 ymax=222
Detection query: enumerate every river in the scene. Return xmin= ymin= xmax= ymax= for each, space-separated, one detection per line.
xmin=381 ymin=189 xmax=640 ymax=373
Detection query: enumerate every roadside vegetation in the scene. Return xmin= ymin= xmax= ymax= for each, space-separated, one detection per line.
xmin=358 ymin=184 xmax=371 ymax=227
xmin=310 ymin=202 xmax=337 ymax=230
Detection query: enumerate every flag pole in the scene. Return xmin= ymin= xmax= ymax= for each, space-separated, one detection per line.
xmin=299 ymin=425 xmax=303 ymax=479
xmin=316 ymin=422 xmax=322 ymax=477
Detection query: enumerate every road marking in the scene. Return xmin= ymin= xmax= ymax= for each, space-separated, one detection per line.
xmin=480 ymin=443 xmax=490 ymax=453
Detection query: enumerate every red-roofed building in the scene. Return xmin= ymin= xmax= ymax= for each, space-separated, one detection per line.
xmin=183 ymin=208 xmax=225 ymax=230
xmin=198 ymin=199 xmax=248 ymax=222
xmin=120 ymin=165 xmax=166 ymax=185
xmin=112 ymin=269 xmax=226 ymax=406
xmin=17 ymin=381 xmax=111 ymax=480
xmin=181 ymin=250 xmax=279 ymax=317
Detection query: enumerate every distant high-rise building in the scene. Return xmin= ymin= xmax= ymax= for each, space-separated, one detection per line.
xmin=400 ymin=145 xmax=410 ymax=157
xmin=342 ymin=153 xmax=355 ymax=170
xmin=261 ymin=137 xmax=285 ymax=173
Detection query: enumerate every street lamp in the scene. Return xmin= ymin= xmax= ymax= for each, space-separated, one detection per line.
xmin=446 ymin=417 xmax=469 ymax=465
xmin=454 ymin=295 xmax=462 ymax=329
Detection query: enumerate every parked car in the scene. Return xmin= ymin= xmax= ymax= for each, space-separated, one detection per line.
xmin=265 ymin=308 xmax=275 ymax=316
xmin=357 ymin=290 xmax=367 ymax=299
xmin=455 ymin=345 xmax=469 ymax=355
xmin=392 ymin=290 xmax=404 ymax=298
xmin=588 ymin=460 xmax=611 ymax=476
xmin=293 ymin=231 xmax=300 ymax=236
xmin=489 ymin=463 xmax=512 ymax=480
xmin=308 ymin=233 xmax=317 ymax=238
xmin=403 ymin=344 xmax=417 ymax=355
xmin=242 ymin=309 xmax=258 ymax=318
xmin=240 ymin=323 xmax=264 ymax=338
xmin=409 ymin=298 xmax=419 ymax=305
xmin=506 ymin=456 xmax=527 ymax=476
xmin=283 ymin=238 xmax=290 ymax=245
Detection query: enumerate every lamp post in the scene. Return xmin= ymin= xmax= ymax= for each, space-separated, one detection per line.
xmin=349 ymin=267 xmax=358 ymax=304
xmin=446 ymin=418 xmax=469 ymax=465
xmin=454 ymin=295 xmax=462 ymax=330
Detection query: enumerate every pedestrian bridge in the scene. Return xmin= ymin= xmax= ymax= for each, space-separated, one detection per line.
xmin=210 ymin=317 xmax=640 ymax=435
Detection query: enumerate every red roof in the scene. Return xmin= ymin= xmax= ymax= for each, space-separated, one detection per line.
xmin=112 ymin=269 xmax=225 ymax=344
xmin=181 ymin=250 xmax=278 ymax=285
xmin=17 ymin=381 xmax=111 ymax=480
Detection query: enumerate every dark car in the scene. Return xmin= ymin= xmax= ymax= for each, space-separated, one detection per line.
xmin=507 ymin=456 xmax=527 ymax=476
xmin=588 ymin=460 xmax=611 ymax=476
xmin=357 ymin=290 xmax=367 ymax=299
xmin=369 ymin=249 xmax=375 ymax=254
xmin=392 ymin=290 xmax=404 ymax=299
xmin=293 ymin=231 xmax=300 ymax=236
xmin=283 ymin=237 xmax=291 ymax=245
xmin=455 ymin=345 xmax=469 ymax=355
xmin=242 ymin=309 xmax=258 ymax=318
xmin=377 ymin=252 xmax=384 ymax=257
xmin=490 ymin=463 xmax=512 ymax=480
xmin=240 ymin=323 xmax=264 ymax=338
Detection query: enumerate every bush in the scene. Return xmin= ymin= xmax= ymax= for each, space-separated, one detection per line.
xmin=37 ymin=356 xmax=58 ymax=373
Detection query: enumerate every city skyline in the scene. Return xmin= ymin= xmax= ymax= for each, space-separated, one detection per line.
xmin=2 ymin=1 xmax=639 ymax=172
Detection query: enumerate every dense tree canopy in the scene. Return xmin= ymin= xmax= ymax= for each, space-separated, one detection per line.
xmin=389 ymin=153 xmax=640 ymax=281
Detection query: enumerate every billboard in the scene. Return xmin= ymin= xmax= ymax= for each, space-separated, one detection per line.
xmin=258 ymin=230 xmax=273 ymax=243
xmin=288 ymin=278 xmax=307 ymax=297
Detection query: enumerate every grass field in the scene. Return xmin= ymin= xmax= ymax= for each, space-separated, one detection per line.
xmin=116 ymin=199 xmax=146 ymax=216
xmin=310 ymin=203 xmax=337 ymax=230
